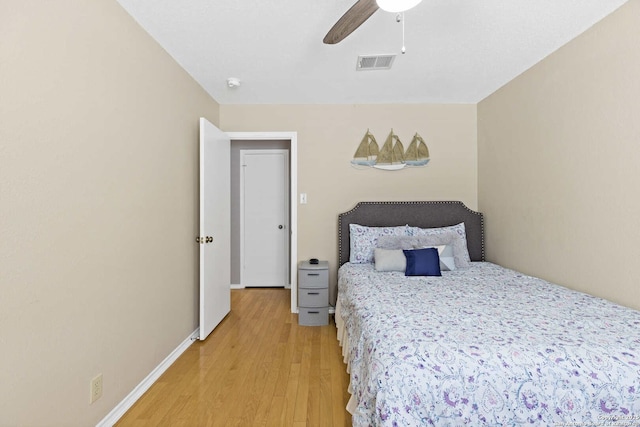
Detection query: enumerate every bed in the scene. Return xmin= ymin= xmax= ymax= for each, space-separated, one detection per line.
xmin=336 ymin=201 xmax=640 ymax=426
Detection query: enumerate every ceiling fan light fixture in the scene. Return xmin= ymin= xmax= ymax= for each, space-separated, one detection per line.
xmin=376 ymin=0 xmax=422 ymax=13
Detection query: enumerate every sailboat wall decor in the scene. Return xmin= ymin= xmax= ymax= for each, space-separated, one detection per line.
xmin=374 ymin=130 xmax=406 ymax=170
xmin=404 ymin=133 xmax=430 ymax=166
xmin=351 ymin=130 xmax=430 ymax=170
xmin=351 ymin=130 xmax=379 ymax=166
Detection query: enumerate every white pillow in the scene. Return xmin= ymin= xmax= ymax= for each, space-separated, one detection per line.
xmin=423 ymin=245 xmax=456 ymax=271
xmin=374 ymin=248 xmax=406 ymax=272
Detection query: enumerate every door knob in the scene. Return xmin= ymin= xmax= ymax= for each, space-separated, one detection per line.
xmin=278 ymin=225 xmax=284 ymax=229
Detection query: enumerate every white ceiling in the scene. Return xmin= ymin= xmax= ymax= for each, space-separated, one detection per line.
xmin=116 ymin=0 xmax=628 ymax=105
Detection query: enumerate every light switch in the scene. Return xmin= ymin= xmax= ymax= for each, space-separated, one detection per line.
xmin=300 ymin=193 xmax=307 ymax=204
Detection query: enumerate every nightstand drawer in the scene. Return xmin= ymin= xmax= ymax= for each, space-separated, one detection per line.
xmin=298 ymin=288 xmax=328 ymax=307
xmin=298 ymin=269 xmax=328 ymax=288
xmin=298 ymin=307 xmax=329 ymax=326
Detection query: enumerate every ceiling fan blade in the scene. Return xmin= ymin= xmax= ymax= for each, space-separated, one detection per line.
xmin=323 ymin=0 xmax=379 ymax=44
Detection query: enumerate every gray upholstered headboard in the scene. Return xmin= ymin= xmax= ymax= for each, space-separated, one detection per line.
xmin=338 ymin=201 xmax=484 ymax=266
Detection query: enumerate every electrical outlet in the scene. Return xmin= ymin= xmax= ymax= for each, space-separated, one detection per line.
xmin=89 ymin=374 xmax=103 ymax=404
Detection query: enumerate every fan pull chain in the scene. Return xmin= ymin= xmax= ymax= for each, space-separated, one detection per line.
xmin=396 ymin=12 xmax=406 ymax=54
xmin=402 ymin=12 xmax=406 ymax=54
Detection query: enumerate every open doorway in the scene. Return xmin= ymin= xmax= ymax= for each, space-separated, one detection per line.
xmin=228 ymin=132 xmax=298 ymax=313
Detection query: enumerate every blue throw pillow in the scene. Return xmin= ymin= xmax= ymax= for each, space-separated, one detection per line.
xmin=403 ymin=248 xmax=442 ymax=276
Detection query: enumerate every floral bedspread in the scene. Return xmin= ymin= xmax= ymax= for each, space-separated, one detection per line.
xmin=338 ymin=262 xmax=640 ymax=426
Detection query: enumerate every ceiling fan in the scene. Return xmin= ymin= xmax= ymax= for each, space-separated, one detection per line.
xmin=323 ymin=0 xmax=423 ymax=44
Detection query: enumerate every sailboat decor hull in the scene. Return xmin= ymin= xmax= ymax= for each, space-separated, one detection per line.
xmin=351 ymin=130 xmax=430 ymax=170
xmin=404 ymin=159 xmax=430 ymax=166
xmin=352 ymin=159 xmax=377 ymax=166
xmin=373 ymin=163 xmax=406 ymax=171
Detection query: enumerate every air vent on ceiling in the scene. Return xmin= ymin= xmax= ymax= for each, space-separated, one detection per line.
xmin=356 ymin=54 xmax=396 ymax=71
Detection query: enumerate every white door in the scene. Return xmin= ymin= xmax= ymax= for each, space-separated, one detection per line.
xmin=199 ymin=118 xmax=230 ymax=341
xmin=240 ymin=149 xmax=289 ymax=287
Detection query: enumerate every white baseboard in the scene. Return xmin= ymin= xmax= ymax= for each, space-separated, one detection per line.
xmin=96 ymin=328 xmax=199 ymax=427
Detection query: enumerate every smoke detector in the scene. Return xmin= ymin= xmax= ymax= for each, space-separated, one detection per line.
xmin=227 ymin=77 xmax=241 ymax=88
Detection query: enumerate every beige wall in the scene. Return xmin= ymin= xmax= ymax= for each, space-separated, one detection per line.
xmin=0 ymin=1 xmax=218 ymax=425
xmin=478 ymin=0 xmax=640 ymax=309
xmin=221 ymin=104 xmax=477 ymax=301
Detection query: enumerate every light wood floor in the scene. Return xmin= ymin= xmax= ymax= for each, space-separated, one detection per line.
xmin=116 ymin=288 xmax=351 ymax=426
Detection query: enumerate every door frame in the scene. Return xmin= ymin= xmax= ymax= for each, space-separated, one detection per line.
xmin=227 ymin=132 xmax=298 ymax=313
xmin=239 ymin=149 xmax=290 ymax=288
